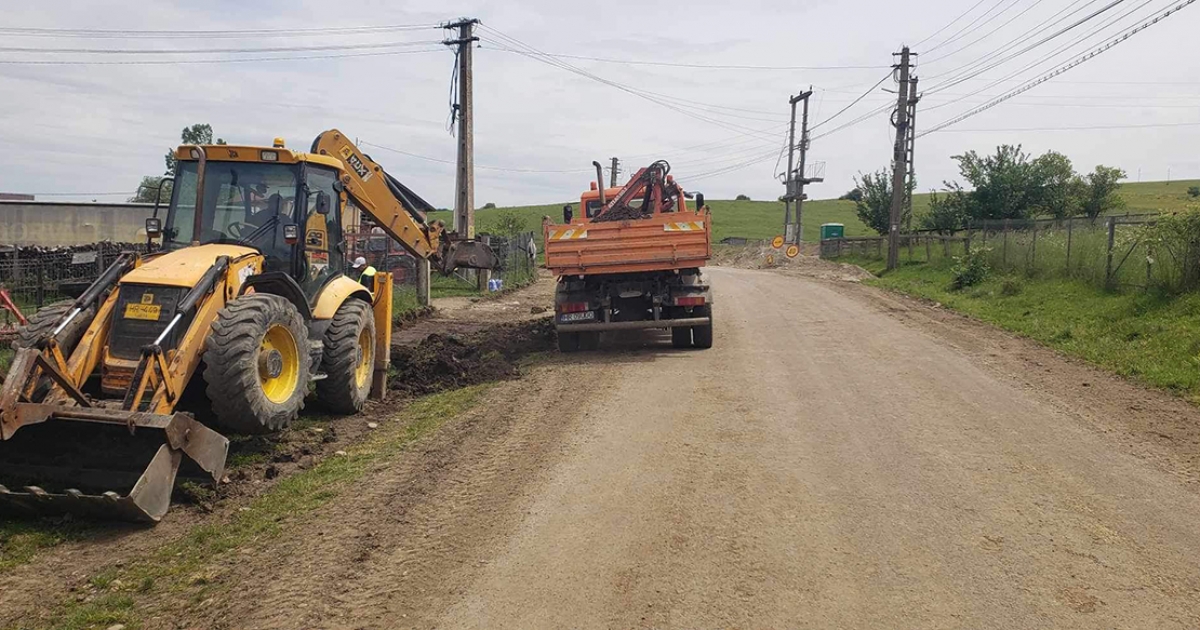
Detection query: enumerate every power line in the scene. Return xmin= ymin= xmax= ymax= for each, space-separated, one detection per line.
xmin=0 ymin=39 xmax=443 ymax=55
xmin=0 ymin=24 xmax=441 ymax=38
xmin=918 ymin=0 xmax=1050 ymax=64
xmin=485 ymin=47 xmax=885 ymax=70
xmin=930 ymin=120 xmax=1200 ymax=132
xmin=925 ymin=0 xmax=1024 ymax=53
xmin=913 ymin=0 xmax=993 ymax=48
xmin=0 ymin=48 xmax=446 ymax=66
xmin=809 ymin=71 xmax=893 ymax=131
xmin=920 ymin=0 xmax=1197 ymax=136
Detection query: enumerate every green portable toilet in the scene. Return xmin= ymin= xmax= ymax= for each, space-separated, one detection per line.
xmin=820 ymin=223 xmax=845 ymax=240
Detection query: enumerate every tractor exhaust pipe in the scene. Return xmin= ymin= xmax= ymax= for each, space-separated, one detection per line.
xmin=593 ymin=161 xmax=606 ymax=206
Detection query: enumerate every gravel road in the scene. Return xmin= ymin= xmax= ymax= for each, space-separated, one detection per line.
xmin=419 ymin=267 xmax=1200 ymax=629
xmin=31 ymin=265 xmax=1200 ymax=629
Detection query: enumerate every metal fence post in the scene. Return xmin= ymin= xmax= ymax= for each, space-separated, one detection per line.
xmin=925 ymin=235 xmax=931 ymax=262
xmin=35 ymin=260 xmax=44 ymax=308
xmin=1105 ymin=217 xmax=1116 ymax=289
xmin=1002 ymin=219 xmax=1010 ymax=268
xmin=1066 ymin=219 xmax=1073 ymax=273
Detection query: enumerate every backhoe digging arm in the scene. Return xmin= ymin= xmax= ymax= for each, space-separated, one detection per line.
xmin=310 ymin=129 xmax=500 ymax=274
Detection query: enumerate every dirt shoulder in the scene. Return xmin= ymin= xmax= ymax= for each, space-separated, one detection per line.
xmin=802 ymin=269 xmax=1200 ymax=488
xmin=0 ymin=276 xmax=556 ymax=629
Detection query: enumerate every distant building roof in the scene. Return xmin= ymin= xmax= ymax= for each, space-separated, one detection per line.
xmin=0 ymin=193 xmax=34 ymax=201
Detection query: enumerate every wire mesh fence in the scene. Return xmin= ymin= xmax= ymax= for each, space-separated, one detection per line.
xmin=0 ymin=242 xmax=144 ymax=317
xmin=820 ymin=214 xmax=1181 ymax=292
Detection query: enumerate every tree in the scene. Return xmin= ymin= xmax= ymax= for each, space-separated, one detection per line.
xmin=163 ymin=123 xmax=226 ymax=175
xmin=920 ymin=187 xmax=970 ymax=234
xmin=129 ymin=176 xmax=172 ymax=204
xmin=735 ymin=194 xmax=751 ymax=201
xmin=492 ymin=209 xmax=528 ymax=236
xmin=1032 ymin=151 xmax=1081 ymax=220
xmin=950 ymin=144 xmax=1053 ymax=222
xmin=1078 ymin=165 xmax=1126 ymax=222
xmin=839 ymin=188 xmax=863 ymax=202
xmin=482 ymin=202 xmax=497 ymax=209
xmin=853 ymin=170 xmax=908 ymax=236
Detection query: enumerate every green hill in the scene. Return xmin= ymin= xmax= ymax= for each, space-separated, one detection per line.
xmin=432 ymin=179 xmax=1200 ymax=244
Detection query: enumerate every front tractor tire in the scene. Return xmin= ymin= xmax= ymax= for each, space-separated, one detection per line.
xmin=315 ymin=299 xmax=376 ymax=414
xmin=203 ymin=294 xmax=311 ymax=434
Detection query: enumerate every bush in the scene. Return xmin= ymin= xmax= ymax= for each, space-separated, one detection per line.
xmin=839 ymin=188 xmax=863 ymax=202
xmin=735 ymin=194 xmax=751 ymax=201
xmin=950 ymin=248 xmax=991 ymax=290
xmin=999 ymin=277 xmax=1023 ymax=296
xmin=482 ymin=202 xmax=497 ymax=209
xmin=1188 ymin=186 xmax=1200 ymax=199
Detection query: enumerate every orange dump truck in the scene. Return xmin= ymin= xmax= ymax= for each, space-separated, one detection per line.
xmin=543 ymin=160 xmax=713 ymax=352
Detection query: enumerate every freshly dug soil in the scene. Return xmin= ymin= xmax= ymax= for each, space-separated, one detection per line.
xmin=389 ymin=319 xmax=556 ymax=396
xmin=593 ymin=204 xmax=650 ymax=223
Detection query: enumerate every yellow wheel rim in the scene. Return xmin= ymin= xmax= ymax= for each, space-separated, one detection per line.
xmin=354 ymin=326 xmax=373 ymax=389
xmin=259 ymin=324 xmax=300 ymax=404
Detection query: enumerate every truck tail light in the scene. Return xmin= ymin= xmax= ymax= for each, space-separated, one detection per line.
xmin=558 ymin=302 xmax=589 ymax=314
xmin=674 ymin=296 xmax=705 ymax=307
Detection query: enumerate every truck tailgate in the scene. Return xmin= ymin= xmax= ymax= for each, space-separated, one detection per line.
xmin=544 ymin=212 xmax=711 ymax=276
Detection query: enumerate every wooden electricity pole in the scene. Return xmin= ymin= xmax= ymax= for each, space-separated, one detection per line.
xmin=887 ymin=47 xmax=913 ymax=272
xmin=444 ymin=18 xmax=480 ymax=239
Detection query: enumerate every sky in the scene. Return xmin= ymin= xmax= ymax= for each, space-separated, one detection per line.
xmin=0 ymin=0 xmax=1197 ymax=209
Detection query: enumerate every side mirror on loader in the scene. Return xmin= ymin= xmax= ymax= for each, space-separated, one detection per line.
xmin=315 ymin=191 xmax=331 ymax=215
xmin=145 ymin=217 xmax=162 ymax=237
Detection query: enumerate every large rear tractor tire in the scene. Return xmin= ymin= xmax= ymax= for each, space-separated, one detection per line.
xmin=14 ymin=299 xmax=94 ymax=354
xmin=203 ymin=294 xmax=310 ymax=434
xmin=315 ymin=299 xmax=376 ymax=414
xmin=692 ymin=305 xmax=714 ymax=350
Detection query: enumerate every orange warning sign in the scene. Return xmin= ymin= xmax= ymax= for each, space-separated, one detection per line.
xmin=785 ymin=244 xmax=800 ymax=259
xmin=771 ymin=236 xmax=785 ymax=249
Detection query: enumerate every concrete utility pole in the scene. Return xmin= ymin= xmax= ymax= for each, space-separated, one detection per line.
xmin=904 ymin=76 xmax=919 ymax=232
xmin=782 ymin=90 xmax=812 ymax=245
xmin=610 ymin=157 xmax=621 ymax=188
xmin=793 ymin=90 xmax=812 ymax=245
xmin=887 ymin=47 xmax=913 ymax=272
xmin=444 ymin=18 xmax=480 ymax=239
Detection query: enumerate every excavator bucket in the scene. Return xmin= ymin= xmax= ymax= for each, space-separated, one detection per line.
xmin=0 ymin=348 xmax=229 ymax=523
xmin=437 ymin=238 xmax=502 ymax=275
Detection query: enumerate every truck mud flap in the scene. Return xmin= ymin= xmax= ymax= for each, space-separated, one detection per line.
xmin=555 ymin=316 xmax=711 ymax=333
xmin=0 ymin=406 xmax=228 ymax=524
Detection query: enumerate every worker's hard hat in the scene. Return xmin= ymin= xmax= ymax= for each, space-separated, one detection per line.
xmin=352 ymin=256 xmax=367 ymax=268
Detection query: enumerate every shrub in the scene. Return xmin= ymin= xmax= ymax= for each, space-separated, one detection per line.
xmin=999 ymin=277 xmax=1023 ymax=296
xmin=482 ymin=202 xmax=497 ymax=209
xmin=1188 ymin=186 xmax=1200 ymax=199
xmin=950 ymin=248 xmax=991 ymax=290
xmin=735 ymin=194 xmax=751 ymax=201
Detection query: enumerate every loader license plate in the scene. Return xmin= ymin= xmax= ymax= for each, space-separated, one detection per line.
xmin=124 ymin=303 xmax=161 ymax=321
xmin=558 ymin=311 xmax=595 ymax=323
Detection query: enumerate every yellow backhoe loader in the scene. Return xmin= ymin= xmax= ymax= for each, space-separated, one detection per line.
xmin=0 ymin=130 xmax=498 ymax=522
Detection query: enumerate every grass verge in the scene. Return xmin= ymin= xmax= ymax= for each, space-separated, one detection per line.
xmin=0 ymin=521 xmax=95 ymax=574
xmin=14 ymin=385 xmax=489 ymax=630
xmin=864 ymin=261 xmax=1200 ymax=400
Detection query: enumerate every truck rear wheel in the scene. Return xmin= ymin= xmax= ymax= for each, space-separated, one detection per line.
xmin=671 ymin=325 xmax=691 ymax=349
xmin=315 ymin=299 xmax=375 ymax=414
xmin=204 ymin=294 xmax=311 ymax=434
xmin=692 ymin=305 xmax=713 ymax=349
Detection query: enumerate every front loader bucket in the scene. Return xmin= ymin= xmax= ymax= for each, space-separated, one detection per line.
xmin=0 ymin=406 xmax=228 ymax=523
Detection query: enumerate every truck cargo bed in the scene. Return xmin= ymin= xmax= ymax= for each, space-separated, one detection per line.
xmin=544 ymin=211 xmax=710 ymax=276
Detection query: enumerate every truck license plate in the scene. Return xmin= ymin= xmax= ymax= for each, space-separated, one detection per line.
xmin=558 ymin=311 xmax=595 ymax=323
xmin=124 ymin=303 xmax=161 ymax=321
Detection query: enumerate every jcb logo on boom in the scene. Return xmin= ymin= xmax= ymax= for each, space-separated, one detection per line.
xmin=339 ymin=147 xmax=373 ymax=182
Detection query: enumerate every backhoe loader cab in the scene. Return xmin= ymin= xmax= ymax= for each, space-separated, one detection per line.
xmin=0 ymin=130 xmax=504 ymax=523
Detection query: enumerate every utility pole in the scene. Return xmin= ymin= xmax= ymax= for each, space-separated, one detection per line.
xmin=903 ymin=76 xmax=919 ymax=233
xmin=781 ymin=90 xmax=813 ymax=245
xmin=887 ymin=47 xmax=913 ymax=272
xmin=444 ymin=18 xmax=480 ymax=240
xmin=610 ymin=157 xmax=620 ymax=188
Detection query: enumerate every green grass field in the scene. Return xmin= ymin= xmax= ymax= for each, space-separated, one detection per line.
xmin=432 ymin=179 xmax=1200 ymax=245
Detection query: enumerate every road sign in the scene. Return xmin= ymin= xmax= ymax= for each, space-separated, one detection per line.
xmin=771 ymin=236 xmax=784 ymax=249
xmin=785 ymin=244 xmax=800 ymax=259
xmin=765 ymin=254 xmax=775 ymax=266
